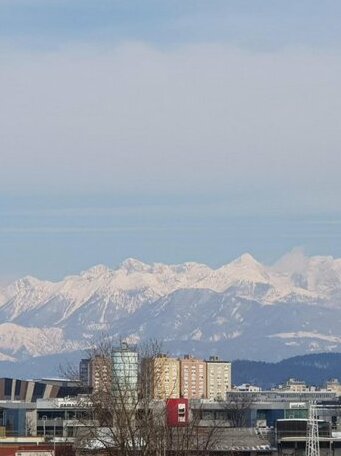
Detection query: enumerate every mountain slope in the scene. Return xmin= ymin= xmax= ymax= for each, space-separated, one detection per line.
xmin=0 ymin=252 xmax=340 ymax=362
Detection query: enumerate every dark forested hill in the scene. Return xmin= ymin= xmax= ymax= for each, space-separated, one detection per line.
xmin=232 ymin=352 xmax=341 ymax=389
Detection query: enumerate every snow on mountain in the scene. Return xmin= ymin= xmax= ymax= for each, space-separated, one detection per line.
xmin=0 ymin=258 xmax=213 ymax=327
xmin=0 ymin=323 xmax=84 ymax=359
xmin=197 ymin=253 xmax=270 ymax=290
xmin=270 ymin=331 xmax=341 ymax=344
xmin=118 ymin=289 xmax=341 ymax=361
xmin=273 ymin=250 xmax=341 ymax=304
xmin=0 ymin=352 xmax=16 ymax=362
xmin=2 ymin=276 xmax=56 ymax=315
xmin=0 ymin=252 xmax=340 ymax=362
xmin=305 ymin=256 xmax=341 ymax=295
xmin=191 ymin=254 xmax=286 ymax=301
xmin=0 ymin=292 xmax=9 ymax=308
xmin=174 ymin=253 xmax=320 ymax=303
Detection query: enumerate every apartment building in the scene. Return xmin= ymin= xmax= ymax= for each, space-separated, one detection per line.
xmin=144 ymin=355 xmax=180 ymax=400
xmin=87 ymin=355 xmax=112 ymax=394
xmin=180 ymin=355 xmax=206 ymax=399
xmin=206 ymin=356 xmax=232 ymax=401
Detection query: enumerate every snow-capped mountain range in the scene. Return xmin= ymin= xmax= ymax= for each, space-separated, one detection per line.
xmin=0 ymin=251 xmax=341 ymax=363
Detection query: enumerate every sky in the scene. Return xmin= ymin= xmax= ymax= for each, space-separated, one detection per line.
xmin=1 ymin=1 xmax=341 ymax=281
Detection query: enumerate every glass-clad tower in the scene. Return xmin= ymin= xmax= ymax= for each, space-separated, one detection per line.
xmin=112 ymin=342 xmax=138 ymax=403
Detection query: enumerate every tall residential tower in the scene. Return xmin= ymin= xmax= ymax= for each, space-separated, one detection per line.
xmin=206 ymin=355 xmax=232 ymax=401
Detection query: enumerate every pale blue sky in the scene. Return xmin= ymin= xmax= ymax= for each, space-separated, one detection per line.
xmin=1 ymin=1 xmax=341 ymax=280
xmin=1 ymin=1 xmax=341 ymax=50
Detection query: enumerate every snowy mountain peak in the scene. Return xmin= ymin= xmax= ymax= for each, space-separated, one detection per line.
xmin=119 ymin=258 xmax=150 ymax=273
xmin=13 ymin=276 xmax=43 ymax=289
xmin=231 ymin=253 xmax=261 ymax=267
xmin=80 ymin=264 xmax=113 ymax=279
xmin=6 ymin=276 xmax=51 ymax=299
xmin=212 ymin=253 xmax=270 ymax=289
xmin=0 ymin=252 xmax=341 ymax=363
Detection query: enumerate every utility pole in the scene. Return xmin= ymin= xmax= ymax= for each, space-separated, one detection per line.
xmin=306 ymin=402 xmax=320 ymax=456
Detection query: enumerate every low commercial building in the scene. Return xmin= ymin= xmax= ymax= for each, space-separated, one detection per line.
xmin=0 ymin=401 xmax=36 ymax=437
xmin=280 ymin=378 xmax=309 ymax=392
xmin=235 ymin=384 xmax=262 ymax=392
xmin=326 ymin=379 xmax=341 ymax=396
xmin=191 ymin=391 xmax=341 ymax=429
xmin=36 ymin=397 xmax=92 ymax=439
xmin=0 ymin=378 xmax=86 ymax=402
xmin=276 ymin=419 xmax=341 ymax=456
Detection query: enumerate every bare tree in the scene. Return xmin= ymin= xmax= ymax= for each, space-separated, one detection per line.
xmin=166 ymin=414 xmax=222 ymax=456
xmin=73 ymin=337 xmax=169 ymax=456
xmin=71 ymin=337 xmax=221 ymax=456
xmin=223 ymin=392 xmax=254 ymax=428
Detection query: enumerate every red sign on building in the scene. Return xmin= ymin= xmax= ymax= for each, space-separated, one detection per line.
xmin=166 ymin=398 xmax=189 ymax=427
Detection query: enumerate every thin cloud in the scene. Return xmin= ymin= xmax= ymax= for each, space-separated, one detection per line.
xmin=0 ymin=227 xmax=161 ymax=234
xmin=1 ymin=43 xmax=341 ymax=214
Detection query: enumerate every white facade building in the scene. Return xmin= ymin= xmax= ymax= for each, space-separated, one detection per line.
xmin=206 ymin=356 xmax=232 ymax=401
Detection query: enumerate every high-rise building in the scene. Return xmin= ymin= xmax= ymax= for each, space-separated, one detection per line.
xmin=144 ymin=355 xmax=180 ymax=400
xmin=79 ymin=358 xmax=91 ymax=386
xmin=180 ymin=355 xmax=206 ymax=399
xmin=206 ymin=355 xmax=232 ymax=401
xmin=89 ymin=355 xmax=112 ymax=394
xmin=112 ymin=342 xmax=138 ymax=403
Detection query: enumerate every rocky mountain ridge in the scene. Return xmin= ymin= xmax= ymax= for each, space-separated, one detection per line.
xmin=0 ymin=251 xmax=340 ymax=362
